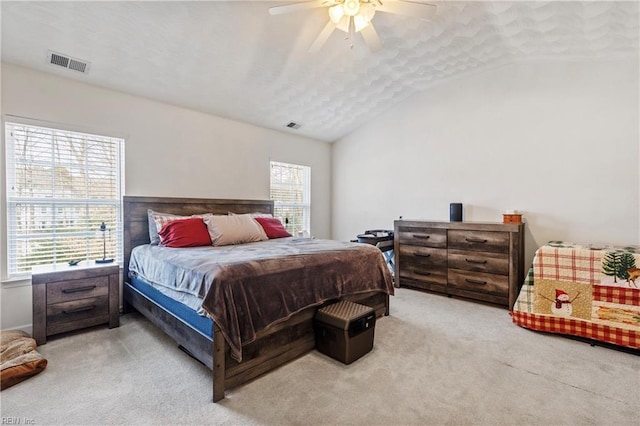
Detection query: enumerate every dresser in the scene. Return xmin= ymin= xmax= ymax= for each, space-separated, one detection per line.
xmin=394 ymin=220 xmax=525 ymax=308
xmin=32 ymin=262 xmax=120 ymax=345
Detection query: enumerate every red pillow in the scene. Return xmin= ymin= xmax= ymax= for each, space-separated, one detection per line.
xmin=158 ymin=218 xmax=212 ymax=248
xmin=254 ymin=217 xmax=292 ymax=239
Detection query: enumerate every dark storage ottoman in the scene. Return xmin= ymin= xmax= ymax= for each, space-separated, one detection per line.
xmin=314 ymin=300 xmax=376 ymax=364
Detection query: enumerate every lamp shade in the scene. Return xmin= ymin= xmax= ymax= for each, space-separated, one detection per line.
xmin=343 ymin=0 xmax=360 ymax=16
xmin=329 ymin=4 xmax=344 ymax=24
xmin=330 ymin=1 xmax=375 ymax=34
xmin=336 ymin=15 xmax=350 ymax=32
xmin=353 ymin=14 xmax=370 ymax=32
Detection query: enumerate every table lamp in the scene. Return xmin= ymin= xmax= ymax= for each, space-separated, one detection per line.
xmin=96 ymin=221 xmax=114 ymax=264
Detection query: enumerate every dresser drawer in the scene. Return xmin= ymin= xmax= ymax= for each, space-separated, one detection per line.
xmin=399 ymin=265 xmax=448 ymax=286
xmin=46 ymin=296 xmax=109 ymax=327
xmin=399 ymin=245 xmax=447 ymax=267
xmin=448 ymin=230 xmax=509 ymax=254
xmin=448 ymin=269 xmax=508 ymax=297
xmin=397 ymin=228 xmax=446 ymax=248
xmin=46 ymin=276 xmax=109 ymax=304
xmin=447 ymin=249 xmax=509 ymax=275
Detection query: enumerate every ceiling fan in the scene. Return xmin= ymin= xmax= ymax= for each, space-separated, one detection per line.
xmin=269 ymin=0 xmax=437 ymax=52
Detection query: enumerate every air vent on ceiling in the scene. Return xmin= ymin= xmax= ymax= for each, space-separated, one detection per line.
xmin=47 ymin=50 xmax=91 ymax=74
xmin=285 ymin=122 xmax=301 ymax=129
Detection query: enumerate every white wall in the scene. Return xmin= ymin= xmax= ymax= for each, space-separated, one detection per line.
xmin=332 ymin=59 xmax=640 ymax=266
xmin=1 ymin=62 xmax=332 ymax=330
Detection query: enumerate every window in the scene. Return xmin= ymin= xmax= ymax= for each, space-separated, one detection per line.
xmin=270 ymin=161 xmax=310 ymax=236
xmin=5 ymin=122 xmax=124 ymax=276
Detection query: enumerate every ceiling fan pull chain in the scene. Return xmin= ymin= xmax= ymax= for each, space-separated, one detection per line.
xmin=349 ymin=16 xmax=355 ymax=49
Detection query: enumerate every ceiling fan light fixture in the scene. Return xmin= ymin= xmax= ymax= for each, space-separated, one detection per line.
xmin=343 ymin=0 xmax=361 ymax=16
xmin=328 ymin=4 xmax=344 ymax=24
xmin=336 ymin=15 xmax=350 ymax=32
xmin=269 ymin=0 xmax=436 ymax=52
xmin=353 ymin=14 xmax=371 ymax=32
xmin=332 ymin=1 xmax=375 ymax=33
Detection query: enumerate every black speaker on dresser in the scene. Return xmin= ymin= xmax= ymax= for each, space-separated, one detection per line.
xmin=450 ymin=203 xmax=463 ymax=222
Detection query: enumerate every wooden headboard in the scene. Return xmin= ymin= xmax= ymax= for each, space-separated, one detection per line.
xmin=122 ymin=196 xmax=274 ymax=285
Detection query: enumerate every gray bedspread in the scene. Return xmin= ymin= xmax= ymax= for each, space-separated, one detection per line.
xmin=129 ymin=237 xmax=394 ymax=361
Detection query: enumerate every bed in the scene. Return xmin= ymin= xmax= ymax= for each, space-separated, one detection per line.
xmin=511 ymin=241 xmax=640 ymax=350
xmin=122 ymin=196 xmax=394 ymax=402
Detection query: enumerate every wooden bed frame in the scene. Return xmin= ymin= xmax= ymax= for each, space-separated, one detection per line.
xmin=122 ymin=196 xmax=390 ymax=402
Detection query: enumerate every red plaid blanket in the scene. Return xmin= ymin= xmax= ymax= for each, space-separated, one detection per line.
xmin=512 ymin=242 xmax=640 ymax=350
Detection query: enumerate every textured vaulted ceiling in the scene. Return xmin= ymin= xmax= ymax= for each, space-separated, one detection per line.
xmin=1 ymin=1 xmax=638 ymax=142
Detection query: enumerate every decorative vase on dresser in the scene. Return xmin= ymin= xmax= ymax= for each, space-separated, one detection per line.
xmin=394 ymin=220 xmax=525 ymax=308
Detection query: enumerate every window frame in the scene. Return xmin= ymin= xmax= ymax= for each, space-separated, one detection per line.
xmin=269 ymin=160 xmax=311 ymax=236
xmin=3 ymin=118 xmax=125 ymax=279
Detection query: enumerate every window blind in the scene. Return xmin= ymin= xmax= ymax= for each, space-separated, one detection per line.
xmin=5 ymin=122 xmax=124 ymax=276
xmin=270 ymin=161 xmax=310 ymax=235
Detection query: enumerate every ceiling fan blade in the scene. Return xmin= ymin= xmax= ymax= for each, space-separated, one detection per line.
xmin=309 ymin=21 xmax=336 ymax=53
xmin=269 ymin=0 xmax=328 ymax=15
xmin=360 ymin=24 xmax=383 ymax=52
xmin=375 ymin=0 xmax=437 ymax=21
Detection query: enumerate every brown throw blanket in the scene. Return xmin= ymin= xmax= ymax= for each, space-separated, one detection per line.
xmin=201 ymin=238 xmax=394 ymax=362
xmin=1 ymin=330 xmax=47 ymax=390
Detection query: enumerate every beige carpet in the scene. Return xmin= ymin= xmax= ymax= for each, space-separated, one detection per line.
xmin=1 ymin=288 xmax=638 ymax=425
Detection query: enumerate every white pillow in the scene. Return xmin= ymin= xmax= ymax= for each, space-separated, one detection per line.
xmin=227 ymin=212 xmax=272 ymax=240
xmin=205 ymin=214 xmax=268 ymax=246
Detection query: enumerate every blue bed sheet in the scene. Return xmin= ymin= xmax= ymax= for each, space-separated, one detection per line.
xmin=129 ymin=274 xmax=213 ymax=338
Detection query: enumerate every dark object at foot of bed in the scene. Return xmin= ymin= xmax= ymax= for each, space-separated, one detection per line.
xmin=314 ymin=300 xmax=377 ymax=364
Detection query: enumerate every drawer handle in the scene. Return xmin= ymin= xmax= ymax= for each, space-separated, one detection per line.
xmin=465 ymin=237 xmax=488 ymax=244
xmin=465 ymin=259 xmax=487 ymax=264
xmin=415 ymin=253 xmax=432 ymax=258
xmin=412 ymin=234 xmax=431 ymax=239
xmin=414 ymin=270 xmax=431 ymax=276
xmin=465 ymin=278 xmax=487 ymax=285
xmin=63 ymin=305 xmax=96 ymax=315
xmin=62 ymin=285 xmax=96 ymax=294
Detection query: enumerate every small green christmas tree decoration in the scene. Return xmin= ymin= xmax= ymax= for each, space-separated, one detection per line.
xmin=602 ymin=251 xmax=622 ymax=283
xmin=618 ymin=252 xmax=637 ymax=281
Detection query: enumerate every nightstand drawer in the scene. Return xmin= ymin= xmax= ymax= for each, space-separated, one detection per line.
xmin=448 ymin=230 xmax=509 ymax=253
xmin=46 ymin=296 xmax=109 ymax=327
xmin=46 ymin=277 xmax=109 ymax=304
xmin=447 ymin=249 xmax=509 ymax=275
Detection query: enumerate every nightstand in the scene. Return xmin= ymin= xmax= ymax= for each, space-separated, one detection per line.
xmin=32 ymin=262 xmax=120 ymax=345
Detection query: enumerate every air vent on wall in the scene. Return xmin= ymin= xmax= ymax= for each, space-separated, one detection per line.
xmin=285 ymin=122 xmax=301 ymax=129
xmin=47 ymin=50 xmax=91 ymax=74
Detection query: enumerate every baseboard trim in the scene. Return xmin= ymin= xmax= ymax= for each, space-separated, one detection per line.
xmin=2 ymin=324 xmax=33 ymax=335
